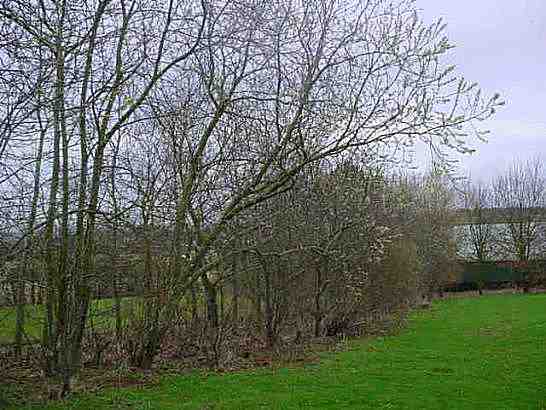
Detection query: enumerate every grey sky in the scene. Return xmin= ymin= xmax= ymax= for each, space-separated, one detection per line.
xmin=414 ymin=0 xmax=546 ymax=181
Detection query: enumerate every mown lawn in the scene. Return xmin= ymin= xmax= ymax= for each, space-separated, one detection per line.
xmin=5 ymin=293 xmax=546 ymax=409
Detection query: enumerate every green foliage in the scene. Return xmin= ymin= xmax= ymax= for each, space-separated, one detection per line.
xmin=6 ymin=294 xmax=546 ymax=409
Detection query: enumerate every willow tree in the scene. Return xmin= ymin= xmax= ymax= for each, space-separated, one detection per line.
xmin=130 ymin=0 xmax=501 ymax=365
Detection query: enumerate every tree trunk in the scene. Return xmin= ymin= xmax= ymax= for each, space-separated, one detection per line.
xmin=263 ymin=267 xmax=275 ymax=348
xmin=202 ymin=274 xmax=219 ymax=328
xmin=133 ymin=322 xmax=161 ymax=370
xmin=313 ymin=259 xmax=325 ymax=338
xmin=219 ymin=285 xmax=224 ymax=323
xmin=231 ymin=254 xmax=239 ymax=322
xmin=14 ymin=276 xmax=25 ymax=357
xmin=190 ymin=285 xmax=198 ymax=325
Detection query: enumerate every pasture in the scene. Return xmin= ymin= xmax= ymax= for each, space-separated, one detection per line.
xmin=0 ymin=298 xmax=133 ymax=346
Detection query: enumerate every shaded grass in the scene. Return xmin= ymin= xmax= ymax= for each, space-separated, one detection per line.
xmin=0 ymin=294 xmax=249 ymax=346
xmin=5 ymin=293 xmax=546 ymax=409
xmin=0 ymin=298 xmax=137 ymax=345
xmin=0 ymin=303 xmax=43 ymax=345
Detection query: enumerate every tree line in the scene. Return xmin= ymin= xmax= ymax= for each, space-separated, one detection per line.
xmin=458 ymin=158 xmax=546 ymax=293
xmin=0 ymin=0 xmax=500 ymax=396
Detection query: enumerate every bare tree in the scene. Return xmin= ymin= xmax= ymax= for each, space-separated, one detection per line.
xmin=0 ymin=0 xmax=501 ymax=392
xmin=456 ymin=180 xmax=496 ymax=294
xmin=137 ymin=0 xmax=498 ymax=354
xmin=461 ymin=182 xmax=495 ymax=262
xmin=493 ymin=158 xmax=545 ymax=291
xmin=405 ymin=171 xmax=458 ymax=298
xmin=0 ymin=0 xmax=206 ymax=394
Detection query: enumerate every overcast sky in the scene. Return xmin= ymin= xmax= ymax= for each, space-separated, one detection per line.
xmin=413 ymin=0 xmax=546 ymax=181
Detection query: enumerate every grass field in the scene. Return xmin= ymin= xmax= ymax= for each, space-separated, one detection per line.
xmin=4 ymin=293 xmax=546 ymax=409
xmin=0 ymin=303 xmax=43 ymax=344
xmin=0 ymin=298 xmax=136 ymax=345
xmin=0 ymin=295 xmax=213 ymax=345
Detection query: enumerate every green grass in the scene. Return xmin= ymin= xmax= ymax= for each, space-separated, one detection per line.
xmin=0 ymin=298 xmax=137 ymax=345
xmin=6 ymin=293 xmax=546 ymax=409
xmin=0 ymin=303 xmax=43 ymax=344
xmin=0 ymin=295 xmax=228 ymax=345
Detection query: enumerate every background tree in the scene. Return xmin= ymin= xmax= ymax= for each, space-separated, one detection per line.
xmin=493 ymin=158 xmax=546 ymax=291
xmin=405 ymin=171 xmax=458 ymax=298
xmin=457 ymin=180 xmax=496 ymax=294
